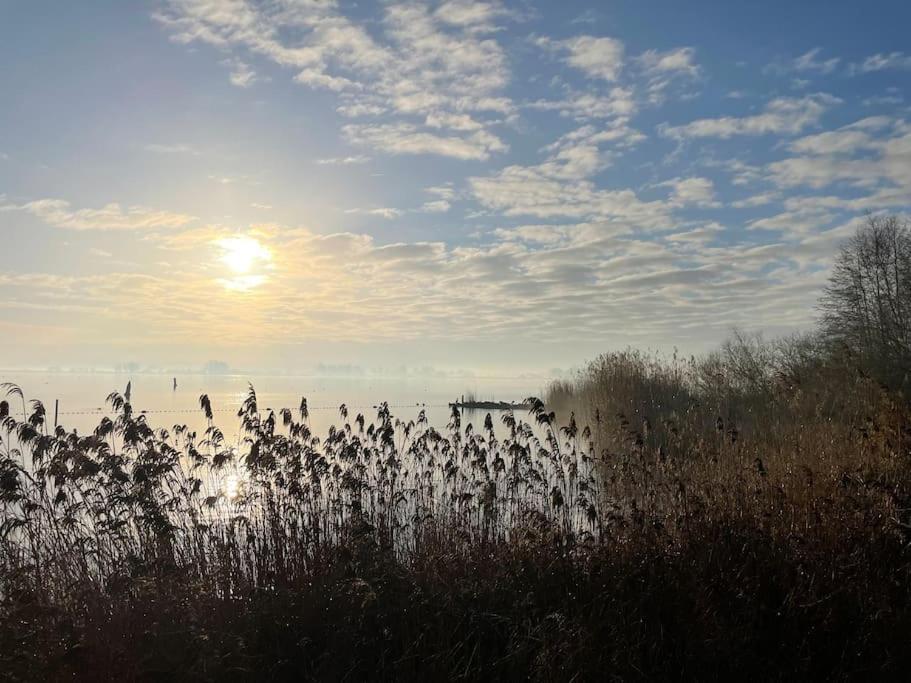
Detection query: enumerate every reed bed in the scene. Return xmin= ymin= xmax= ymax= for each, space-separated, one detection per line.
xmin=0 ymin=385 xmax=602 ymax=595
xmin=3 ymin=338 xmax=911 ymax=680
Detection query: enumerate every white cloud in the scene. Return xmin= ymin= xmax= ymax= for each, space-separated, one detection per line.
xmin=294 ymin=69 xmax=360 ymax=92
xmin=0 ymin=215 xmax=861 ymax=351
xmin=731 ymin=192 xmax=780 ymax=209
xmin=660 ymin=94 xmax=840 ymax=139
xmin=634 ymin=47 xmax=701 ymax=104
xmin=345 ymin=207 xmax=403 ymax=219
xmin=659 ymin=177 xmax=720 ymax=207
xmin=768 ymin=118 xmax=911 ymax=192
xmin=863 ymin=94 xmax=903 ymax=107
xmin=538 ymin=35 xmax=625 ymax=81
xmin=470 ymin=164 xmax=670 ymax=227
xmin=636 ymin=47 xmax=699 ymax=77
xmin=528 ymin=87 xmax=637 ymax=121
xmin=543 ymin=122 xmax=646 ymax=156
xmin=155 ymin=0 xmax=516 ymax=160
xmin=425 ymin=184 xmax=456 ymax=200
xmin=666 ymin=222 xmax=724 ymax=244
xmin=343 ymin=123 xmax=507 ymax=161
xmin=336 ymin=102 xmax=388 ymax=118
xmin=226 ymin=58 xmax=257 ymax=87
xmin=469 ymin=120 xmax=665 ymax=225
xmin=2 ymin=198 xmax=195 ymax=231
xmin=435 ymin=0 xmax=510 ymax=30
xmin=316 ymin=155 xmax=371 ymax=166
xmin=851 ymin=52 xmax=911 ymax=74
xmin=420 ymin=200 xmax=451 ymax=213
xmin=425 ymin=111 xmax=485 ymax=131
xmin=787 ymin=117 xmax=890 ymax=156
xmin=792 ymin=48 xmax=840 ymax=74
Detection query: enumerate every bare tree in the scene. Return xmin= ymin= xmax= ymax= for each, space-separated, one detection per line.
xmin=819 ymin=214 xmax=911 ymax=387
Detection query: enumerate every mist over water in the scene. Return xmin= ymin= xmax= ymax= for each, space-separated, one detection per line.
xmin=0 ymin=371 xmax=546 ymax=436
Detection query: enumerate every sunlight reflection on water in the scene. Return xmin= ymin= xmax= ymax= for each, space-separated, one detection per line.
xmin=0 ymin=371 xmax=547 ymax=437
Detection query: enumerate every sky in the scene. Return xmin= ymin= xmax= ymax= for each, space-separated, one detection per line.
xmin=1 ymin=0 xmax=910 ymax=374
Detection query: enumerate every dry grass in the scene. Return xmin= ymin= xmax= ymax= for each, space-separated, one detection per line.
xmin=3 ymin=336 xmax=911 ymax=680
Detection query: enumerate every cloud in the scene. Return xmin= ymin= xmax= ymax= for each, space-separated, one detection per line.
xmin=659 ymin=177 xmax=720 ymax=207
xmin=660 ymin=94 xmax=840 ymax=139
xmin=748 ymin=207 xmax=835 ymax=235
xmin=731 ymin=192 xmax=780 ymax=209
xmin=343 ymin=123 xmax=507 ymax=160
xmin=294 ymin=68 xmax=360 ymax=92
xmin=768 ymin=117 xmax=911 ymax=192
xmin=787 ymin=116 xmax=891 ymax=155
xmin=863 ymin=94 xmax=903 ymax=107
xmin=420 ymin=200 xmax=451 ymax=213
xmin=544 ymin=121 xmax=646 ymax=154
xmin=155 ymin=0 xmax=516 ymax=160
xmin=425 ymin=111 xmax=485 ymax=131
xmin=634 ymin=46 xmax=701 ymax=104
xmin=0 ymin=212 xmax=869 ymax=353
xmin=528 ymin=87 xmax=637 ymax=121
xmin=345 ymin=207 xmax=404 ymax=220
xmin=666 ymin=222 xmax=724 ymax=245
xmin=763 ymin=49 xmax=840 ymax=79
xmin=2 ymin=198 xmax=196 ymax=231
xmin=225 ymin=58 xmax=257 ymax=87
xmin=469 ymin=120 xmax=664 ymax=225
xmin=636 ymin=47 xmax=699 ymax=77
xmin=538 ymin=34 xmax=625 ymax=81
xmin=470 ymin=165 xmax=671 ymax=226
xmin=435 ymin=0 xmax=512 ymax=30
xmin=315 ymin=155 xmax=371 ymax=166
xmin=533 ymin=40 xmax=700 ymax=115
xmin=7 ymin=1 xmax=905 ymax=357
xmin=850 ymin=52 xmax=911 ymax=74
xmin=425 ymin=184 xmax=456 ymax=200
xmin=792 ymin=48 xmax=840 ymax=74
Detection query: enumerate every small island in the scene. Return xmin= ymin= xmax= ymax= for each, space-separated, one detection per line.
xmin=450 ymin=399 xmax=534 ymax=410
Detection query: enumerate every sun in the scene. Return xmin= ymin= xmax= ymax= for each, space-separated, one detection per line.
xmin=223 ymin=473 xmax=242 ymax=501
xmin=217 ymin=236 xmax=271 ymax=274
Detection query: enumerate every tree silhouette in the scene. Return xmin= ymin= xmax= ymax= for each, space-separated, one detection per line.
xmin=820 ymin=214 xmax=911 ymax=388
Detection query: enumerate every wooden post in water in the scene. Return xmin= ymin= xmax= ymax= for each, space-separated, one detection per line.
xmin=54 ymin=399 xmax=59 ymax=429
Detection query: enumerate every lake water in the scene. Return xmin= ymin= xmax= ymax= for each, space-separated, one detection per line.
xmin=0 ymin=371 xmax=549 ymax=439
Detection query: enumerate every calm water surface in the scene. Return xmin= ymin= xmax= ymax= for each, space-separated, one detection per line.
xmin=1 ymin=372 xmax=548 ymax=437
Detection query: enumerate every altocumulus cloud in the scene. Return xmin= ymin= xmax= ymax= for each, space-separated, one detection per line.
xmin=2 ymin=0 xmax=910 ymax=358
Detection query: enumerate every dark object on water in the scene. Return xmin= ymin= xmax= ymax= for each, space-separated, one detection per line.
xmin=173 ymin=377 xmax=177 ymax=391
xmin=450 ymin=400 xmax=534 ymax=410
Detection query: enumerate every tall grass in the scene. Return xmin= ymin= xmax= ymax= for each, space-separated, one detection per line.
xmin=3 ymin=336 xmax=911 ymax=680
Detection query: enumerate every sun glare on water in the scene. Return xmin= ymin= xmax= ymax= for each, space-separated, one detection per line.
xmin=223 ymin=474 xmax=242 ymax=501
xmin=216 ymin=236 xmax=271 ymax=290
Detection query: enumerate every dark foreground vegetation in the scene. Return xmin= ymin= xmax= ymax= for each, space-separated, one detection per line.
xmin=3 ymin=215 xmax=911 ymax=681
